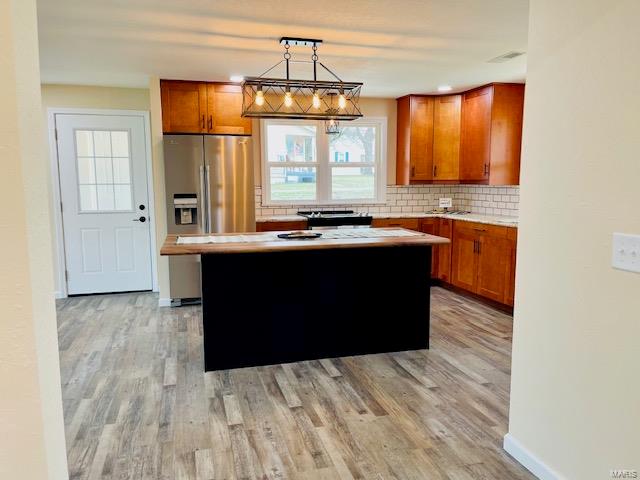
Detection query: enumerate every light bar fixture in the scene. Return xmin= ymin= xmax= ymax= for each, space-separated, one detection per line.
xmin=241 ymin=37 xmax=363 ymax=121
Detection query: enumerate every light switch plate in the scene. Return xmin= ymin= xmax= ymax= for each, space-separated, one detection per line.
xmin=439 ymin=197 xmax=453 ymax=208
xmin=612 ymin=233 xmax=640 ymax=273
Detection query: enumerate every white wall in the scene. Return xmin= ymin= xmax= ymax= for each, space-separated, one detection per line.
xmin=0 ymin=1 xmax=67 ymax=478
xmin=507 ymin=1 xmax=640 ymax=478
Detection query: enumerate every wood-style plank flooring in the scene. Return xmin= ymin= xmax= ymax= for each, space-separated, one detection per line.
xmin=56 ymin=287 xmax=533 ymax=479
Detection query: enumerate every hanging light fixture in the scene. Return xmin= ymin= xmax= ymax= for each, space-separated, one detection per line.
xmin=325 ymin=119 xmax=341 ymax=135
xmin=241 ymin=37 xmax=363 ymax=120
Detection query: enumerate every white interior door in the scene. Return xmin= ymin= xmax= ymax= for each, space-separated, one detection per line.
xmin=56 ymin=113 xmax=153 ymax=295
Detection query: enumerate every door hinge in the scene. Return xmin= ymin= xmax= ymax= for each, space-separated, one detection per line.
xmin=60 ymin=201 xmax=63 ymax=212
xmin=54 ymin=128 xmax=58 ymax=141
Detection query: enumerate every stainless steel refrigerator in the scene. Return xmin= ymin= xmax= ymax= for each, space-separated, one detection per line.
xmin=163 ymin=135 xmax=255 ymax=303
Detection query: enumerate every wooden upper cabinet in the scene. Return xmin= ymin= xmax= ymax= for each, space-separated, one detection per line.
xmin=460 ymin=83 xmax=524 ymax=185
xmin=396 ymin=96 xmax=434 ymax=184
xmin=161 ymin=80 xmax=251 ymax=135
xmin=206 ymin=84 xmax=252 ymax=135
xmin=432 ymin=95 xmax=461 ymax=181
xmin=161 ymin=80 xmax=207 ymax=133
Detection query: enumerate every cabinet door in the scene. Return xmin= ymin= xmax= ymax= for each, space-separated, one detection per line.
xmin=436 ymin=218 xmax=453 ymax=282
xmin=460 ymin=86 xmax=492 ymax=182
xmin=433 ymin=95 xmax=461 ymax=181
xmin=161 ymin=80 xmax=207 ymax=133
xmin=409 ymin=96 xmax=434 ymax=181
xmin=504 ymin=228 xmax=518 ymax=306
xmin=476 ymin=235 xmax=515 ymax=303
xmin=207 ymin=84 xmax=252 ymax=135
xmin=419 ymin=218 xmax=438 ymax=278
xmin=451 ymin=227 xmax=478 ymax=292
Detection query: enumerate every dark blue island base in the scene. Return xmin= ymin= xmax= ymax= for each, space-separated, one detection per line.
xmin=200 ymin=244 xmax=432 ymax=371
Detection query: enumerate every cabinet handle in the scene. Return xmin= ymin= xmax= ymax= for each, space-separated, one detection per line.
xmin=477 ymin=240 xmax=482 ymax=255
xmin=473 ymin=227 xmax=487 ymax=232
xmin=473 ymin=240 xmax=478 ymax=253
xmin=201 ymin=115 xmax=205 ymax=129
xmin=484 ymin=163 xmax=489 ymax=176
xmin=208 ymin=115 xmax=213 ymax=130
xmin=411 ymin=166 xmax=416 ymax=178
xmin=433 ymin=165 xmax=437 ymax=177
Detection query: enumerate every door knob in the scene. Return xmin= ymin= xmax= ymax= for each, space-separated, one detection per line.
xmin=133 ymin=216 xmax=147 ymax=223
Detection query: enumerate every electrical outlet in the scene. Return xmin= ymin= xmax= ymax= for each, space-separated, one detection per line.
xmin=439 ymin=197 xmax=453 ymax=208
xmin=612 ymin=233 xmax=640 ymax=273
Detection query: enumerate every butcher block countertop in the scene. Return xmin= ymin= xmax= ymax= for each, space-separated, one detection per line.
xmin=161 ymin=228 xmax=449 ymax=256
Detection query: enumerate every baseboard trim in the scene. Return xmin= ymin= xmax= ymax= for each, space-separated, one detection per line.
xmin=158 ymin=297 xmax=172 ymax=308
xmin=504 ymin=433 xmax=563 ymax=480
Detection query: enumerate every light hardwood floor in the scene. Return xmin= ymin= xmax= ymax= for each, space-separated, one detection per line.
xmin=57 ymin=287 xmax=533 ymax=480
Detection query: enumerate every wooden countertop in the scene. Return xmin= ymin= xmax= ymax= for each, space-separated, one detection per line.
xmin=161 ymin=228 xmax=449 ymax=256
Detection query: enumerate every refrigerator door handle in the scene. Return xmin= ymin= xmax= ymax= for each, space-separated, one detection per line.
xmin=199 ymin=165 xmax=207 ymax=231
xmin=205 ymin=165 xmax=212 ymax=233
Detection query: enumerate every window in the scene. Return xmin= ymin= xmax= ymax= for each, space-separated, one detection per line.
xmin=262 ymin=118 xmax=386 ymax=204
xmin=75 ymin=129 xmax=133 ymax=212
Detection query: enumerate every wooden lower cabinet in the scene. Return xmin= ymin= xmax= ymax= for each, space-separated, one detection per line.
xmin=451 ymin=220 xmax=516 ymax=306
xmin=256 ymin=220 xmax=308 ymax=232
xmin=435 ymin=219 xmax=453 ymax=282
xmin=419 ymin=218 xmax=438 ymax=278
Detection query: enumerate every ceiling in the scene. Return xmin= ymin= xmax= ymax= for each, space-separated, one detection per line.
xmin=37 ymin=0 xmax=529 ymax=97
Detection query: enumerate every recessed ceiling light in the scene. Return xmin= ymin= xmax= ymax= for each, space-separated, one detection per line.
xmin=230 ymin=75 xmax=244 ymax=82
xmin=437 ymin=85 xmax=453 ymax=92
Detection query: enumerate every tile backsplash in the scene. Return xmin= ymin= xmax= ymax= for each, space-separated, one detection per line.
xmin=255 ymin=185 xmax=519 ymax=218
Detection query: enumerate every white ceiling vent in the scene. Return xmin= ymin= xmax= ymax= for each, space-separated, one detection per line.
xmin=488 ymin=51 xmax=526 ymax=63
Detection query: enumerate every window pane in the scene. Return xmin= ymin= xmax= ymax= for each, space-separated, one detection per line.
xmin=77 ymin=157 xmax=95 ymax=183
xmin=270 ymin=167 xmax=316 ymax=202
xmin=266 ymin=124 xmax=316 ymax=162
xmin=331 ymin=166 xmax=375 ymax=200
xmin=95 ymin=157 xmax=114 ymax=183
xmin=93 ymin=131 xmax=112 ymax=156
xmin=114 ymin=185 xmax=132 ymax=210
xmin=96 ymin=185 xmax=115 ymax=210
xmin=113 ymin=157 xmax=131 ymax=184
xmin=329 ymin=126 xmax=376 ymax=163
xmin=111 ymin=131 xmax=129 ymax=157
xmin=75 ymin=130 xmax=93 ymax=156
xmin=79 ymin=185 xmax=97 ymax=211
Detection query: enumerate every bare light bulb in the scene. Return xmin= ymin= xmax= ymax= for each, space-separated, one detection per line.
xmin=312 ymin=92 xmax=321 ymax=109
xmin=284 ymin=90 xmax=293 ymax=107
xmin=338 ymin=93 xmax=347 ymax=109
xmin=255 ymin=89 xmax=265 ymax=106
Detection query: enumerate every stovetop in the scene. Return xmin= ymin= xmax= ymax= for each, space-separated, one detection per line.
xmin=297 ymin=210 xmax=373 ymax=227
xmin=297 ymin=209 xmax=371 ymax=218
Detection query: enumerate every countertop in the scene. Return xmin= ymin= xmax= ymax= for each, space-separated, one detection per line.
xmin=161 ymin=228 xmax=450 ymax=256
xmin=255 ymin=212 xmax=519 ymax=228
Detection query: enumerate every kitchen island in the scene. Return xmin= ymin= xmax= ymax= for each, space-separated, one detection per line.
xmin=161 ymin=228 xmax=449 ymax=371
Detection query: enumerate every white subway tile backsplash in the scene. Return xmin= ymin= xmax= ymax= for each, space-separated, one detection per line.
xmin=255 ymin=184 xmax=519 ymax=218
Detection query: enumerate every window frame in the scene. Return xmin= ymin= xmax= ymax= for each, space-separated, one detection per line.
xmin=261 ymin=117 xmax=387 ymax=206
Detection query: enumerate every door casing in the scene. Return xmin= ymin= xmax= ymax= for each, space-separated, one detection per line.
xmin=47 ymin=108 xmax=158 ymax=298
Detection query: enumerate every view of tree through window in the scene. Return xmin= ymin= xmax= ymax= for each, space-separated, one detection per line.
xmin=263 ymin=120 xmax=384 ymax=203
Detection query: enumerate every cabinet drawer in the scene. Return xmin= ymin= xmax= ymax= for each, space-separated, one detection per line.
xmin=453 ymin=220 xmax=512 ymax=239
xmin=371 ymin=218 xmax=421 ymax=231
xmin=256 ymin=220 xmax=308 ymax=232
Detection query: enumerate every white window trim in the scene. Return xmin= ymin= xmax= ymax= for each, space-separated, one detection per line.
xmin=261 ymin=117 xmax=387 ymax=206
